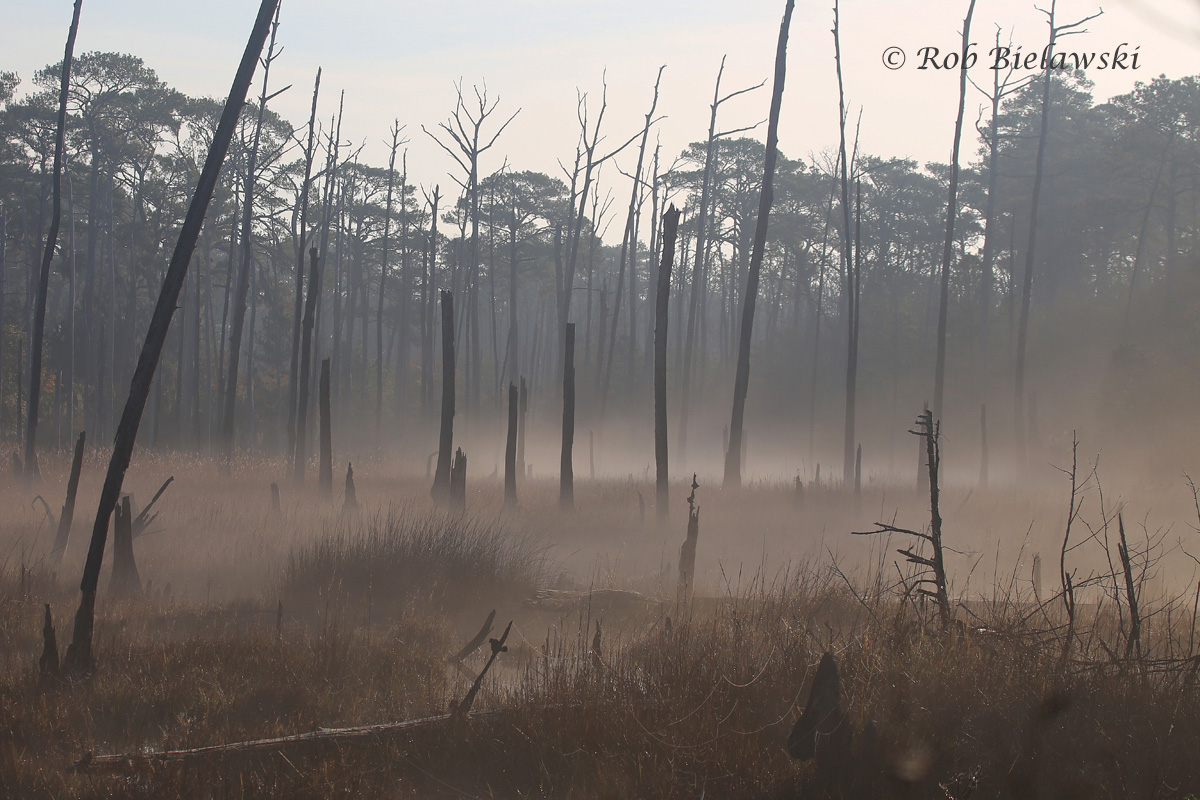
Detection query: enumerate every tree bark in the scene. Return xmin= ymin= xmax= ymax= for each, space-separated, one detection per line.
xmin=432 ymin=289 xmax=456 ymax=502
xmin=62 ymin=0 xmax=278 ymax=674
xmin=654 ymin=205 xmax=680 ymax=520
xmin=723 ymin=0 xmax=794 ymax=488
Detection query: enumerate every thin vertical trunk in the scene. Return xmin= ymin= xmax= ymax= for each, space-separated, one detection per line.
xmin=834 ymin=0 xmax=857 ymax=487
xmin=504 ymin=381 xmax=518 ymax=508
xmin=723 ymin=0 xmax=793 ymax=488
xmin=288 ymin=68 xmax=321 ymax=457
xmin=560 ymin=322 xmax=576 ymax=509
xmin=25 ymin=0 xmax=83 ymax=483
xmin=318 ymin=357 xmax=332 ymax=499
xmin=432 ymin=289 xmax=455 ymax=502
xmin=932 ymin=0 xmax=976 ymax=423
xmin=377 ymin=131 xmax=401 ymax=434
xmin=655 ymin=205 xmax=680 ymax=520
xmin=293 ymin=248 xmax=321 ymax=483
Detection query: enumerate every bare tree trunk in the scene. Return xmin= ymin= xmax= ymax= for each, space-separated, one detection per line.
xmin=517 ymin=376 xmax=527 ymax=477
xmin=51 ymin=431 xmax=85 ymax=563
xmin=932 ymin=0 xmax=976 ymax=422
xmin=318 ymin=357 xmax=332 ymax=499
xmin=61 ymin=0 xmax=278 ymax=674
xmin=222 ymin=6 xmax=280 ymax=464
xmin=431 ymin=290 xmax=455 ymax=502
xmin=504 ymin=381 xmax=518 ymax=508
xmin=979 ymin=403 xmax=988 ymax=489
xmin=723 ymin=0 xmax=794 ymax=488
xmin=288 ymin=68 xmax=321 ymax=458
xmin=655 ymin=205 xmax=680 ymax=521
xmin=560 ymin=322 xmax=575 ymax=509
xmin=25 ymin=0 xmax=83 ymax=484
xmin=834 ymin=1 xmax=859 ymax=487
xmin=293 ymin=248 xmax=321 ymax=483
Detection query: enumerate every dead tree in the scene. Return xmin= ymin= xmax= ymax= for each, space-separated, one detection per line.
xmin=431 ymin=290 xmax=456 ymax=503
xmin=222 ymin=5 xmax=282 ymax=465
xmin=504 ymin=382 xmax=518 ymax=508
xmin=377 ymin=124 xmax=407 ymax=435
xmin=932 ymin=0 xmax=976 ymax=422
xmin=51 ymin=430 xmax=85 ymax=563
xmin=293 ymin=248 xmax=321 ymax=484
xmin=62 ymin=0 xmax=279 ymax=674
xmin=109 ymin=496 xmax=140 ymax=599
xmin=678 ymin=474 xmax=700 ymax=605
xmin=39 ymin=604 xmax=59 ymax=679
xmin=342 ymin=462 xmax=358 ymax=514
xmin=979 ymin=403 xmax=989 ymax=488
xmin=1014 ymin=1 xmax=1102 ymax=466
xmin=678 ymin=58 xmax=765 ymax=468
xmin=318 ymin=358 xmax=332 ymax=499
xmin=723 ymin=0 xmax=794 ymax=488
xmin=517 ymin=376 xmax=527 ymax=476
xmin=25 ymin=0 xmax=83 ymax=484
xmin=560 ymin=323 xmax=576 ymax=509
xmin=600 ymin=66 xmax=664 ymax=410
xmin=1117 ymin=513 xmax=1142 ymax=660
xmin=130 ymin=475 xmax=173 ymax=538
xmin=654 ymin=205 xmax=680 ymax=520
xmin=449 ymin=448 xmax=467 ymax=513
xmin=854 ymin=410 xmax=949 ymax=629
xmin=286 ymin=68 xmax=321 ymax=460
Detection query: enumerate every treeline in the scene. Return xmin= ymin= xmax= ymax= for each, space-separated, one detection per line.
xmin=0 ymin=50 xmax=1197 ymax=476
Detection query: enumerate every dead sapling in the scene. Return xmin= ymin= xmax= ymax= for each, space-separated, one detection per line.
xmin=1116 ymin=513 xmax=1142 ymax=661
xmin=451 ymin=620 xmax=512 ymax=720
xmin=853 ymin=409 xmax=950 ymax=629
xmin=677 ymin=473 xmax=701 ymax=607
xmin=131 ymin=475 xmax=174 ymax=538
xmin=451 ymin=609 xmax=496 ymax=680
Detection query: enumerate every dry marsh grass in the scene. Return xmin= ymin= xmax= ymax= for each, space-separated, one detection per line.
xmin=2 ymin=448 xmax=1200 ymax=797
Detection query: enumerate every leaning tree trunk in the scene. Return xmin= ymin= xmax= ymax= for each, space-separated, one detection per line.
xmin=560 ymin=323 xmax=576 ymax=509
xmin=654 ymin=205 xmax=680 ymax=520
xmin=723 ymin=0 xmax=794 ymax=488
xmin=63 ymin=0 xmax=278 ymax=674
xmin=431 ymin=290 xmax=455 ymax=502
xmin=51 ymin=430 xmax=86 ymax=563
xmin=25 ymin=0 xmax=83 ymax=484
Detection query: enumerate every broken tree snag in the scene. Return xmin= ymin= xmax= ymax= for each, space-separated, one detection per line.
xmin=318 ymin=358 xmax=332 ymax=500
xmin=916 ymin=401 xmax=929 ymax=493
xmin=560 ymin=323 xmax=575 ymax=510
xmin=449 ymin=448 xmax=467 ymax=512
xmin=786 ymin=651 xmax=851 ymax=767
xmin=655 ymin=205 xmax=680 ymax=521
xmin=431 ymin=289 xmax=455 ymax=503
xmin=51 ymin=430 xmax=86 ymax=563
xmin=62 ymin=0 xmax=280 ymax=675
xmin=504 ymin=382 xmax=518 ymax=508
xmin=270 ymin=482 xmax=281 ymax=513
xmin=131 ymin=475 xmax=174 ymax=538
xmin=979 ymin=403 xmax=988 ymax=489
xmin=342 ymin=463 xmax=358 ymax=514
xmin=452 ymin=620 xmax=512 ymax=719
xmin=452 ymin=608 xmax=496 ymax=679
xmin=25 ymin=0 xmax=83 ymax=486
xmin=39 ymin=603 xmax=59 ymax=679
xmin=677 ymin=474 xmax=700 ymax=606
xmin=517 ymin=376 xmax=528 ymax=477
xmin=109 ymin=496 xmax=140 ymax=599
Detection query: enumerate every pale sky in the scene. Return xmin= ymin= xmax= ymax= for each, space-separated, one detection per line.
xmin=5 ymin=0 xmax=1200 ymax=225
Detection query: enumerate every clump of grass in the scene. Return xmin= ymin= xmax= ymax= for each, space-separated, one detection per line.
xmin=282 ymin=507 xmax=546 ymax=618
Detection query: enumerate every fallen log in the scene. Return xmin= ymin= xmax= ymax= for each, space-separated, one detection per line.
xmin=76 ymin=709 xmax=509 ymax=774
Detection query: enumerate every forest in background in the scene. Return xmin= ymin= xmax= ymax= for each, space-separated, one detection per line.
xmin=1 ymin=39 xmax=1198 ymax=484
